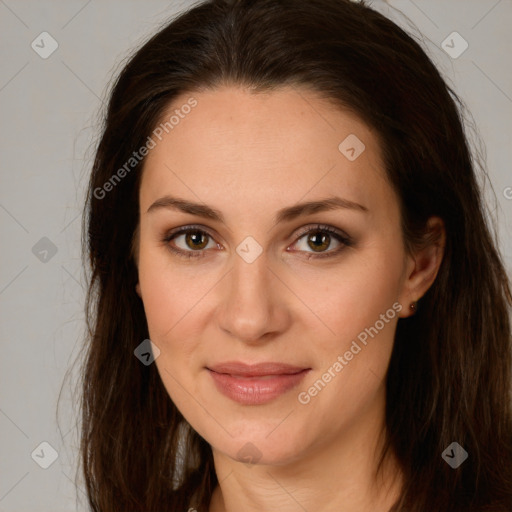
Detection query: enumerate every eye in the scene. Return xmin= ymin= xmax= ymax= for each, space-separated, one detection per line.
xmin=161 ymin=223 xmax=353 ymax=260
xmin=289 ymin=224 xmax=353 ymax=260
xmin=162 ymin=225 xmax=218 ymax=259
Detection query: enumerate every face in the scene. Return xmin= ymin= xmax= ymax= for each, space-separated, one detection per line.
xmin=135 ymin=85 xmax=420 ymax=466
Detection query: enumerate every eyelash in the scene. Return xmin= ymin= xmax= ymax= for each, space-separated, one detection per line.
xmin=161 ymin=223 xmax=353 ymax=261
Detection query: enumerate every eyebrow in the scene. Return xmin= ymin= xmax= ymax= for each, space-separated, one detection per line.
xmin=146 ymin=194 xmax=368 ymax=224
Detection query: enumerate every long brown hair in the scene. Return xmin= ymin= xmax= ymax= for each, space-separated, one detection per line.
xmin=77 ymin=0 xmax=512 ymax=510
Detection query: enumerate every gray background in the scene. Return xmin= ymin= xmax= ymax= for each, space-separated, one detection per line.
xmin=0 ymin=1 xmax=511 ymax=511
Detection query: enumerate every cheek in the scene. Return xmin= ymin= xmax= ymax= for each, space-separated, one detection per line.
xmin=290 ymin=248 xmax=404 ymax=352
xmin=294 ymin=277 xmax=399 ymax=440
xmin=137 ymin=244 xmax=222 ymax=386
xmin=288 ymin=249 xmax=403 ymax=416
xmin=137 ymin=243 xmax=203 ymax=341
xmin=137 ymin=248 xmax=205 ymax=409
xmin=138 ymin=260 xmax=179 ymax=342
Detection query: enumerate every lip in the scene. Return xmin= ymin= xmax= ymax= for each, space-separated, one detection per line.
xmin=206 ymin=361 xmax=311 ymax=405
xmin=208 ymin=361 xmax=308 ymax=376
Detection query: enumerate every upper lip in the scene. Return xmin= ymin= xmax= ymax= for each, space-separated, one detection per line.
xmin=207 ymin=361 xmax=309 ymax=377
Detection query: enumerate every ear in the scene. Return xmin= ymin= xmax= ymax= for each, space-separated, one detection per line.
xmin=398 ymin=216 xmax=445 ymax=318
xmin=135 ymin=283 xmax=142 ymax=298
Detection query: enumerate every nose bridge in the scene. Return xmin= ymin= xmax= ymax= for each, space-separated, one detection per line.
xmin=227 ymin=231 xmax=272 ymax=298
xmin=218 ymin=243 xmax=281 ymax=342
xmin=230 ymin=245 xmax=271 ymax=309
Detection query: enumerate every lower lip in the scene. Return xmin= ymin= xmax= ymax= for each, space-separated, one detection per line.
xmin=207 ymin=368 xmax=310 ymax=405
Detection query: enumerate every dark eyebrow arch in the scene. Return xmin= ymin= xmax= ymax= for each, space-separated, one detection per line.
xmin=146 ymin=195 xmax=368 ymax=224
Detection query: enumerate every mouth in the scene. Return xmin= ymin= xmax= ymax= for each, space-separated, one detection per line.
xmin=206 ymin=361 xmax=311 ymax=405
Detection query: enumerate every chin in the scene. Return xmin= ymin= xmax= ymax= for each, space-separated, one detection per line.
xmin=208 ymin=420 xmax=312 ymax=467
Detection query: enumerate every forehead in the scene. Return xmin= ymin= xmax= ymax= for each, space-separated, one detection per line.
xmin=139 ymin=85 xmax=392 ymax=221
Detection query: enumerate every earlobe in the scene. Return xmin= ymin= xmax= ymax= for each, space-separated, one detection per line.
xmin=135 ymin=283 xmax=142 ymax=298
xmin=397 ymin=299 xmax=419 ymax=319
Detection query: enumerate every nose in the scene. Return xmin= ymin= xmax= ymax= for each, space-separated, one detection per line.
xmin=216 ymin=249 xmax=291 ymax=344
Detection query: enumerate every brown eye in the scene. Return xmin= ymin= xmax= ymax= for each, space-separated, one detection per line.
xmin=291 ymin=224 xmax=353 ymax=259
xmin=162 ymin=226 xmax=216 ymax=259
xmin=305 ymin=231 xmax=331 ymax=252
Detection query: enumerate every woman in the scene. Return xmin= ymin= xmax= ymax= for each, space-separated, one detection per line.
xmin=79 ymin=0 xmax=512 ymax=510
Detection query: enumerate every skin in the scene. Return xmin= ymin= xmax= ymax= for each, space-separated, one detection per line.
xmin=134 ymin=85 xmax=445 ymax=512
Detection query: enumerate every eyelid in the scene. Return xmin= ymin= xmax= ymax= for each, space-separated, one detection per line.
xmin=292 ymin=223 xmax=349 ymax=241
xmin=163 ymin=224 xmax=220 ymax=244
